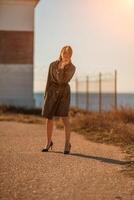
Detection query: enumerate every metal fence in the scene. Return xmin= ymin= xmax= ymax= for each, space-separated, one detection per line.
xmin=69 ymin=70 xmax=117 ymax=112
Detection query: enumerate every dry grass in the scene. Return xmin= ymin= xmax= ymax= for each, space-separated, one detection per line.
xmin=67 ymin=106 xmax=134 ymax=153
xmin=69 ymin=106 xmax=134 ymax=148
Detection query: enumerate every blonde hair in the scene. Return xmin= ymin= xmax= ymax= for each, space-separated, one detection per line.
xmin=58 ymin=45 xmax=73 ymax=62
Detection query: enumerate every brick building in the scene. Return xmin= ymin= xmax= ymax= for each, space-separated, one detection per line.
xmin=0 ymin=0 xmax=39 ymax=108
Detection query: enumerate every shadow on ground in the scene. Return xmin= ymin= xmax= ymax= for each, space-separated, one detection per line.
xmin=42 ymin=150 xmax=133 ymax=166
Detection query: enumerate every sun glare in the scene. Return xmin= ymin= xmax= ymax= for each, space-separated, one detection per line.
xmin=128 ymin=0 xmax=134 ymax=5
xmin=118 ymin=0 xmax=134 ymax=12
xmin=125 ymin=0 xmax=134 ymax=7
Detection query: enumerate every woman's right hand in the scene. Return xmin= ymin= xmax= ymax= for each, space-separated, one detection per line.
xmin=60 ymin=60 xmax=70 ymax=69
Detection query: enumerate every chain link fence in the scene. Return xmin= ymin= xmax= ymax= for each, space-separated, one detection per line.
xmin=69 ymin=70 xmax=117 ymax=112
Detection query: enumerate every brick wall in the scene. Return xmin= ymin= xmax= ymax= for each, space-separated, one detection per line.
xmin=0 ymin=30 xmax=33 ymax=64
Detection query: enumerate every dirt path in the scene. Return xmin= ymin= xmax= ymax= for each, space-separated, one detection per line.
xmin=0 ymin=121 xmax=133 ymax=200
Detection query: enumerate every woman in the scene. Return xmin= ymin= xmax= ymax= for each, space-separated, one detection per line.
xmin=41 ymin=45 xmax=76 ymax=154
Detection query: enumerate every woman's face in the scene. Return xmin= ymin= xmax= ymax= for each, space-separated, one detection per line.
xmin=61 ymin=50 xmax=71 ymax=62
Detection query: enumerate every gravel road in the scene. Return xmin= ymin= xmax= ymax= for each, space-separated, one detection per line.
xmin=0 ymin=121 xmax=133 ymax=200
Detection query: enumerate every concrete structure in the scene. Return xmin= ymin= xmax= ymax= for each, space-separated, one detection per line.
xmin=0 ymin=0 xmax=39 ymax=108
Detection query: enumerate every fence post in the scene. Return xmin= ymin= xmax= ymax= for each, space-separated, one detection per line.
xmin=114 ymin=70 xmax=117 ymax=110
xmin=86 ymin=75 xmax=89 ymax=111
xmin=99 ymin=72 xmax=102 ymax=113
xmin=75 ymin=77 xmax=78 ymax=107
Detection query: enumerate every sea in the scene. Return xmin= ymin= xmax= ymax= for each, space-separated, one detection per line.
xmin=34 ymin=92 xmax=134 ymax=111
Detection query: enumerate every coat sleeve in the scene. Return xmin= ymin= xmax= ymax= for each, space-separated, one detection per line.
xmin=44 ymin=63 xmax=52 ymax=98
xmin=57 ymin=65 xmax=76 ymax=84
xmin=41 ymin=64 xmax=52 ymax=117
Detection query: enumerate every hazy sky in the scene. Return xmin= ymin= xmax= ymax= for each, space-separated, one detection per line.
xmin=34 ymin=0 xmax=134 ymax=93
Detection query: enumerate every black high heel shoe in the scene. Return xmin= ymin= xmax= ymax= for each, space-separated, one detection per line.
xmin=64 ymin=143 xmax=71 ymax=154
xmin=42 ymin=141 xmax=53 ymax=152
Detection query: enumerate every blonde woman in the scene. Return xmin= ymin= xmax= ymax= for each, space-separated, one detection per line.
xmin=41 ymin=46 xmax=76 ymax=154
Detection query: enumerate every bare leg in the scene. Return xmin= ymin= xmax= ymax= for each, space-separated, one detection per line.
xmin=45 ymin=118 xmax=53 ymax=147
xmin=62 ymin=116 xmax=71 ymax=147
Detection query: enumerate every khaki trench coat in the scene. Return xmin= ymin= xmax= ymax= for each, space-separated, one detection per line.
xmin=41 ymin=59 xmax=76 ymax=119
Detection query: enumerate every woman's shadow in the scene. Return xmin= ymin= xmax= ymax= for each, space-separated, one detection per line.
xmin=49 ymin=150 xmax=133 ymax=165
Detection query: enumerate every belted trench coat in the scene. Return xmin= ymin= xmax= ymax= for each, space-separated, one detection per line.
xmin=41 ymin=59 xmax=76 ymax=119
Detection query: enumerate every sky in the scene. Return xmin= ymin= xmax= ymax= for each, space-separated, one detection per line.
xmin=34 ymin=0 xmax=134 ymax=93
